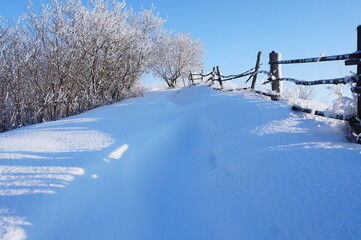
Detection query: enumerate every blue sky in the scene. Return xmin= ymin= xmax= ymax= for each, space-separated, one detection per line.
xmin=127 ymin=0 xmax=361 ymax=80
xmin=1 ymin=0 xmax=360 ymax=97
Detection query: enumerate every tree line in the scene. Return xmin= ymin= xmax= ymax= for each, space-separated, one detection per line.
xmin=0 ymin=0 xmax=204 ymax=132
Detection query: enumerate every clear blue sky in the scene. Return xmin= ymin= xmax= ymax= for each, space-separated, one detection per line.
xmin=128 ymin=0 xmax=361 ymax=81
xmin=1 ymin=0 xmax=360 ymax=94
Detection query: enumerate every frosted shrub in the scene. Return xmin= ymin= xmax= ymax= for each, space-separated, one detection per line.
xmin=298 ymin=86 xmax=314 ymax=100
xmin=325 ymin=86 xmax=356 ymax=116
xmin=0 ymin=0 xmax=192 ymax=132
xmin=281 ymin=86 xmax=314 ymax=102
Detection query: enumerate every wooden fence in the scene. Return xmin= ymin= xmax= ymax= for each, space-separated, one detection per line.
xmin=189 ymin=25 xmax=361 ymax=142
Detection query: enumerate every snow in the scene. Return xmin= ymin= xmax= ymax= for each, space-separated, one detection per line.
xmin=1 ymin=85 xmax=361 ymax=240
xmin=104 ymin=144 xmax=129 ymax=161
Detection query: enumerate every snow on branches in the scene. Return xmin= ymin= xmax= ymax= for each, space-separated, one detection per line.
xmin=0 ymin=0 xmax=202 ymax=132
xmin=151 ymin=32 xmax=205 ymax=88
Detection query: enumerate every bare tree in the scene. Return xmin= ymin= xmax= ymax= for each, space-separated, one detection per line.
xmin=0 ymin=0 xmax=168 ymax=132
xmin=152 ymin=33 xmax=205 ymax=88
xmin=0 ymin=0 xmax=206 ymax=133
xmin=0 ymin=18 xmax=10 ymax=131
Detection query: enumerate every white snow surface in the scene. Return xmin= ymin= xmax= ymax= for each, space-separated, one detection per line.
xmin=1 ymin=86 xmax=361 ymax=240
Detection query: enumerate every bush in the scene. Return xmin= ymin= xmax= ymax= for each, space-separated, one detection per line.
xmin=0 ymin=0 xmax=183 ymax=132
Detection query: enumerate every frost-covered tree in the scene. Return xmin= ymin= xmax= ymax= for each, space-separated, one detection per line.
xmin=0 ymin=0 xmax=207 ymax=132
xmin=0 ymin=0 xmax=183 ymax=132
xmin=0 ymin=17 xmax=10 ymax=131
xmin=152 ymin=33 xmax=205 ymax=88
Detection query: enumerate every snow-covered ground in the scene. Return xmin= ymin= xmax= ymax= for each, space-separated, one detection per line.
xmin=1 ymin=86 xmax=361 ymax=240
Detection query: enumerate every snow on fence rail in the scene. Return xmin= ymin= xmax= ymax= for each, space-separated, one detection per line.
xmin=269 ymin=51 xmax=361 ymax=65
xmin=262 ymin=75 xmax=361 ymax=86
xmin=189 ymin=25 xmax=361 ymax=143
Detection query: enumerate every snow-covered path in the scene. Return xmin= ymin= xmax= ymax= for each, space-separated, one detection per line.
xmin=1 ymin=86 xmax=361 ymax=240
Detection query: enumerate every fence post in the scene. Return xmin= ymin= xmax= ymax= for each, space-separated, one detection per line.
xmin=357 ymin=25 xmax=361 ymax=118
xmin=211 ymin=67 xmax=216 ymax=86
xmin=189 ymin=71 xmax=194 ymax=85
xmin=251 ymin=51 xmax=262 ymax=90
xmin=201 ymin=69 xmax=204 ymax=82
xmin=216 ymin=66 xmax=223 ymax=89
xmin=269 ymin=51 xmax=282 ymax=96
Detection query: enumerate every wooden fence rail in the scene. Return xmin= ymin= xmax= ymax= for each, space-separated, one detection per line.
xmin=269 ymin=51 xmax=361 ymax=65
xmin=263 ymin=75 xmax=361 ymax=86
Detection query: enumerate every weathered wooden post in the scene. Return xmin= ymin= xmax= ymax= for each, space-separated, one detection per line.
xmin=357 ymin=25 xmax=361 ymax=118
xmin=269 ymin=51 xmax=282 ymax=100
xmin=201 ymin=69 xmax=204 ymax=82
xmin=216 ymin=66 xmax=223 ymax=89
xmin=344 ymin=26 xmax=361 ymax=141
xmin=211 ymin=67 xmax=216 ymax=85
xmin=251 ymin=51 xmax=262 ymax=90
xmin=189 ymin=71 xmax=194 ymax=85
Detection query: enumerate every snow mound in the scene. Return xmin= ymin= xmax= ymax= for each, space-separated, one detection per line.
xmin=1 ymin=86 xmax=361 ymax=240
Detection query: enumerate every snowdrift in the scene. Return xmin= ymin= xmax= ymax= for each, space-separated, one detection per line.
xmin=0 ymin=86 xmax=361 ymax=240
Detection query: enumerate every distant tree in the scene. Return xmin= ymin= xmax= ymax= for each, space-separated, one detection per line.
xmin=152 ymin=33 xmax=205 ymax=88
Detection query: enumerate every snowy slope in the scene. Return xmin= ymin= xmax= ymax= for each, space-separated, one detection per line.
xmin=1 ymin=86 xmax=361 ymax=240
